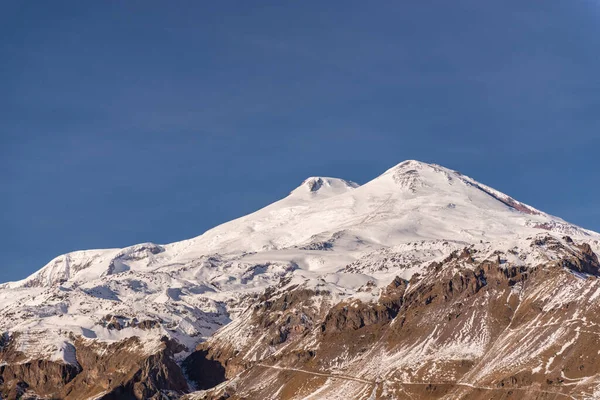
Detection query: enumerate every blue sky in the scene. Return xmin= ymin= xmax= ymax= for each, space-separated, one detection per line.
xmin=1 ymin=1 xmax=599 ymax=282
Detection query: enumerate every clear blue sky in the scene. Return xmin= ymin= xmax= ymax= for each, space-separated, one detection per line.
xmin=1 ymin=1 xmax=599 ymax=283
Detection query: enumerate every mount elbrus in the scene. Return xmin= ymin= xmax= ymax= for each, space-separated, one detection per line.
xmin=1 ymin=160 xmax=600 ymax=399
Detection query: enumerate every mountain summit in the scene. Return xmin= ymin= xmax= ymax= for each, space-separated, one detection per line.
xmin=289 ymin=176 xmax=359 ymax=198
xmin=1 ymin=161 xmax=599 ymax=399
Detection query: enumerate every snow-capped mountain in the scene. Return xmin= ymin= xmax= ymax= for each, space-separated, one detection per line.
xmin=1 ymin=160 xmax=599 ymax=400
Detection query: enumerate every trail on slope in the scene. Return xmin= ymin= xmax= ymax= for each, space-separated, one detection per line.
xmin=255 ymin=364 xmax=374 ymax=385
xmin=256 ymin=364 xmax=577 ymax=400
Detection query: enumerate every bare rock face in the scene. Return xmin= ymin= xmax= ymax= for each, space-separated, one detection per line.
xmin=0 ymin=335 xmax=188 ymax=400
xmin=181 ymin=285 xmax=331 ymax=385
xmin=65 ymin=336 xmax=188 ymax=400
xmin=0 ymin=359 xmax=80 ymax=399
xmin=321 ymin=278 xmax=407 ymax=333
xmin=0 ymin=332 xmax=80 ymax=399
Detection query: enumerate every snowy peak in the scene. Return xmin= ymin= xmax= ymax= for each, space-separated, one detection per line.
xmin=289 ymin=176 xmax=359 ymax=198
xmin=6 ymin=160 xmax=596 ymax=290
xmin=376 ymin=160 xmax=542 ymax=215
xmin=376 ymin=160 xmax=457 ymax=193
xmin=383 ymin=159 xmax=431 ymax=173
xmin=381 ymin=159 xmax=437 ymax=176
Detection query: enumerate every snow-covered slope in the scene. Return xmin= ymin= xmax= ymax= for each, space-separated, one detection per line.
xmin=7 ymin=160 xmax=591 ymax=288
xmin=0 ymin=160 xmax=598 ymax=399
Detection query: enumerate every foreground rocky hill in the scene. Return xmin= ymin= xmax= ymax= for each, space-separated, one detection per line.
xmin=1 ymin=160 xmax=599 ymax=399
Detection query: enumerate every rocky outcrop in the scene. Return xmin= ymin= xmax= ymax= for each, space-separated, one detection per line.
xmin=64 ymin=336 xmax=188 ymax=400
xmin=0 ymin=335 xmax=188 ymax=400
xmin=101 ymin=314 xmax=161 ymax=331
xmin=0 ymin=332 xmax=81 ymax=399
xmin=570 ymin=241 xmax=600 ymax=275
xmin=0 ymin=360 xmax=80 ymax=399
xmin=97 ymin=348 xmax=188 ymax=400
xmin=181 ymin=286 xmax=330 ymax=384
xmin=321 ymin=277 xmax=407 ymax=333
